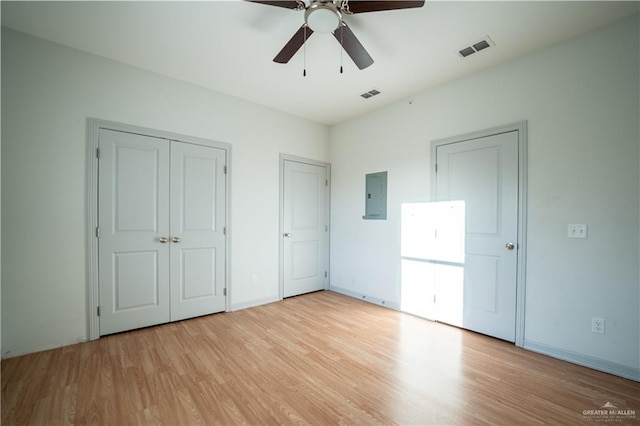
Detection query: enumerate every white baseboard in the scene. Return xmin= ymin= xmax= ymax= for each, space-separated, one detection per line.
xmin=524 ymin=339 xmax=639 ymax=382
xmin=329 ymin=286 xmax=401 ymax=311
xmin=229 ymin=295 xmax=280 ymax=312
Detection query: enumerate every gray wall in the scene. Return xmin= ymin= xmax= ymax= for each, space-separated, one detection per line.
xmin=329 ymin=15 xmax=639 ymax=379
xmin=1 ymin=28 xmax=329 ymax=357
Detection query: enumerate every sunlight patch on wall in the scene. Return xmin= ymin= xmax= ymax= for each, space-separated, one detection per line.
xmin=400 ymin=201 xmax=466 ymax=325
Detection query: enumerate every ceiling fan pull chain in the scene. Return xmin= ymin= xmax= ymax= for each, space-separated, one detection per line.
xmin=303 ymin=25 xmax=307 ymax=77
xmin=339 ymin=24 xmax=344 ymax=74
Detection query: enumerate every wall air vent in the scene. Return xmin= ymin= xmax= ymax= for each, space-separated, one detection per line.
xmin=458 ymin=36 xmax=495 ymax=58
xmin=361 ymin=89 xmax=381 ymax=99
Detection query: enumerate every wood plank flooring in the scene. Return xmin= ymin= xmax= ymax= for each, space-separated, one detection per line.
xmin=2 ymin=290 xmax=639 ymax=425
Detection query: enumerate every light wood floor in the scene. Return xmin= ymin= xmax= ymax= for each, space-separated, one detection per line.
xmin=2 ymin=291 xmax=639 ymax=425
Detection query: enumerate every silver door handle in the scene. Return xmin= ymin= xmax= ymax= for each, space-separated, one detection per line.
xmin=505 ymin=242 xmax=515 ymax=250
xmin=159 ymin=237 xmax=168 ymax=243
xmin=172 ymin=237 xmax=181 ymax=243
xmin=284 ymin=233 xmax=291 ymax=238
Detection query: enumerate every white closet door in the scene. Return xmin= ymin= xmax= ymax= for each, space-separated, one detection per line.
xmin=282 ymin=160 xmax=329 ymax=298
xmin=170 ymin=142 xmax=227 ymax=320
xmin=98 ymin=129 xmax=171 ymax=335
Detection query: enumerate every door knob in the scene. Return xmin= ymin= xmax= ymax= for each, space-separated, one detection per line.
xmin=159 ymin=237 xmax=168 ymax=243
xmin=172 ymin=237 xmax=181 ymax=243
xmin=284 ymin=233 xmax=291 ymax=238
xmin=505 ymin=242 xmax=515 ymax=250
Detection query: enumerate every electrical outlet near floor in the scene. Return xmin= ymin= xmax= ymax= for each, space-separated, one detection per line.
xmin=592 ymin=317 xmax=605 ymax=334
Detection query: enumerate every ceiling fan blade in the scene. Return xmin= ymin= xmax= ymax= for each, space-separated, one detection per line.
xmin=333 ymin=24 xmax=373 ymax=70
xmin=344 ymin=0 xmax=425 ymax=14
xmin=247 ymin=0 xmax=302 ymax=9
xmin=274 ymin=25 xmax=314 ymax=64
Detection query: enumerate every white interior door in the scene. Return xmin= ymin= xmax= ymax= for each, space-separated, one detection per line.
xmin=170 ymin=142 xmax=226 ymax=321
xmin=283 ymin=160 xmax=329 ymax=298
xmin=98 ymin=129 xmax=171 ymax=335
xmin=98 ymin=129 xmax=227 ymax=335
xmin=435 ymin=131 xmax=518 ymax=341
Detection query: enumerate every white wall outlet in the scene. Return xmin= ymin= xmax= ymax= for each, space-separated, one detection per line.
xmin=251 ymin=274 xmax=257 ymax=285
xmin=568 ymin=223 xmax=588 ymax=239
xmin=592 ymin=317 xmax=605 ymax=334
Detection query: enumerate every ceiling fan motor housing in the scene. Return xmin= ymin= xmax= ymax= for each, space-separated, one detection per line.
xmin=253 ymin=0 xmax=425 ymax=69
xmin=305 ymin=1 xmax=342 ymax=33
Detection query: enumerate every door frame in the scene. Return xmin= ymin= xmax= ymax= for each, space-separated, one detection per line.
xmin=279 ymin=154 xmax=331 ymax=300
xmin=86 ymin=118 xmax=232 ymax=341
xmin=430 ymin=121 xmax=528 ymax=347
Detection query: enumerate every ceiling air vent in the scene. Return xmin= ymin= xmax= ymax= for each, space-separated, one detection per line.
xmin=361 ymin=89 xmax=381 ymax=99
xmin=458 ymin=36 xmax=494 ymax=58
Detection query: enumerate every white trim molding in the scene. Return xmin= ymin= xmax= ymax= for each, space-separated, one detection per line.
xmin=524 ymin=339 xmax=640 ymax=382
xmin=430 ymin=121 xmax=528 ymax=347
xmin=86 ymin=118 xmax=232 ymax=340
xmin=279 ymin=154 xmax=331 ymax=300
xmin=329 ymin=286 xmax=401 ymax=311
xmin=229 ymin=295 xmax=280 ymax=312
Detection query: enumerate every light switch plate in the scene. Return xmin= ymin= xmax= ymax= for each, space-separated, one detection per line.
xmin=568 ymin=223 xmax=588 ymax=239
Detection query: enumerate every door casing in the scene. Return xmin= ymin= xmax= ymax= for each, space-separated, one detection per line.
xmin=279 ymin=154 xmax=331 ymax=300
xmin=430 ymin=121 xmax=528 ymax=347
xmin=87 ymin=118 xmax=232 ymax=340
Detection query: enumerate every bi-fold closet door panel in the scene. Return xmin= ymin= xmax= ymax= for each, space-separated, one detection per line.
xmin=169 ymin=141 xmax=226 ymax=321
xmin=98 ymin=128 xmax=226 ymax=336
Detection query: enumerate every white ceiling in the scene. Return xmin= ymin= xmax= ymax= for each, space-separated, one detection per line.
xmin=2 ymin=1 xmax=639 ymax=125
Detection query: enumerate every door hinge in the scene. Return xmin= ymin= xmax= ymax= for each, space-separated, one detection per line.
xmin=435 ymin=163 xmax=438 ymax=173
xmin=97 ymin=306 xmax=100 ymax=316
xmin=325 ymin=179 xmax=328 ymax=186
xmin=224 ymin=165 xmax=228 ymax=174
xmin=433 ymin=294 xmax=436 ymax=303
xmin=96 ymin=148 xmax=101 ymax=159
xmin=223 ymin=288 xmax=227 ymax=296
xmin=324 ymin=271 xmax=328 ymax=278
xmin=325 ymin=225 xmax=328 ymax=232
xmin=96 ymin=227 xmax=100 ymax=238
xmin=223 ymin=226 xmax=227 ymax=236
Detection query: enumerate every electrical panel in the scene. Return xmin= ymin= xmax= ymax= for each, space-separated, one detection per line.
xmin=365 ymin=171 xmax=387 ymax=220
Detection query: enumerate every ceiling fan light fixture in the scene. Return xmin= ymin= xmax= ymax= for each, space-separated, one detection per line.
xmin=305 ymin=3 xmax=341 ymax=33
xmin=255 ymin=0 xmax=425 ymax=69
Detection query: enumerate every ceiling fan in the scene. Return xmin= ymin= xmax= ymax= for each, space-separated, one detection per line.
xmin=249 ymin=0 xmax=425 ymax=70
